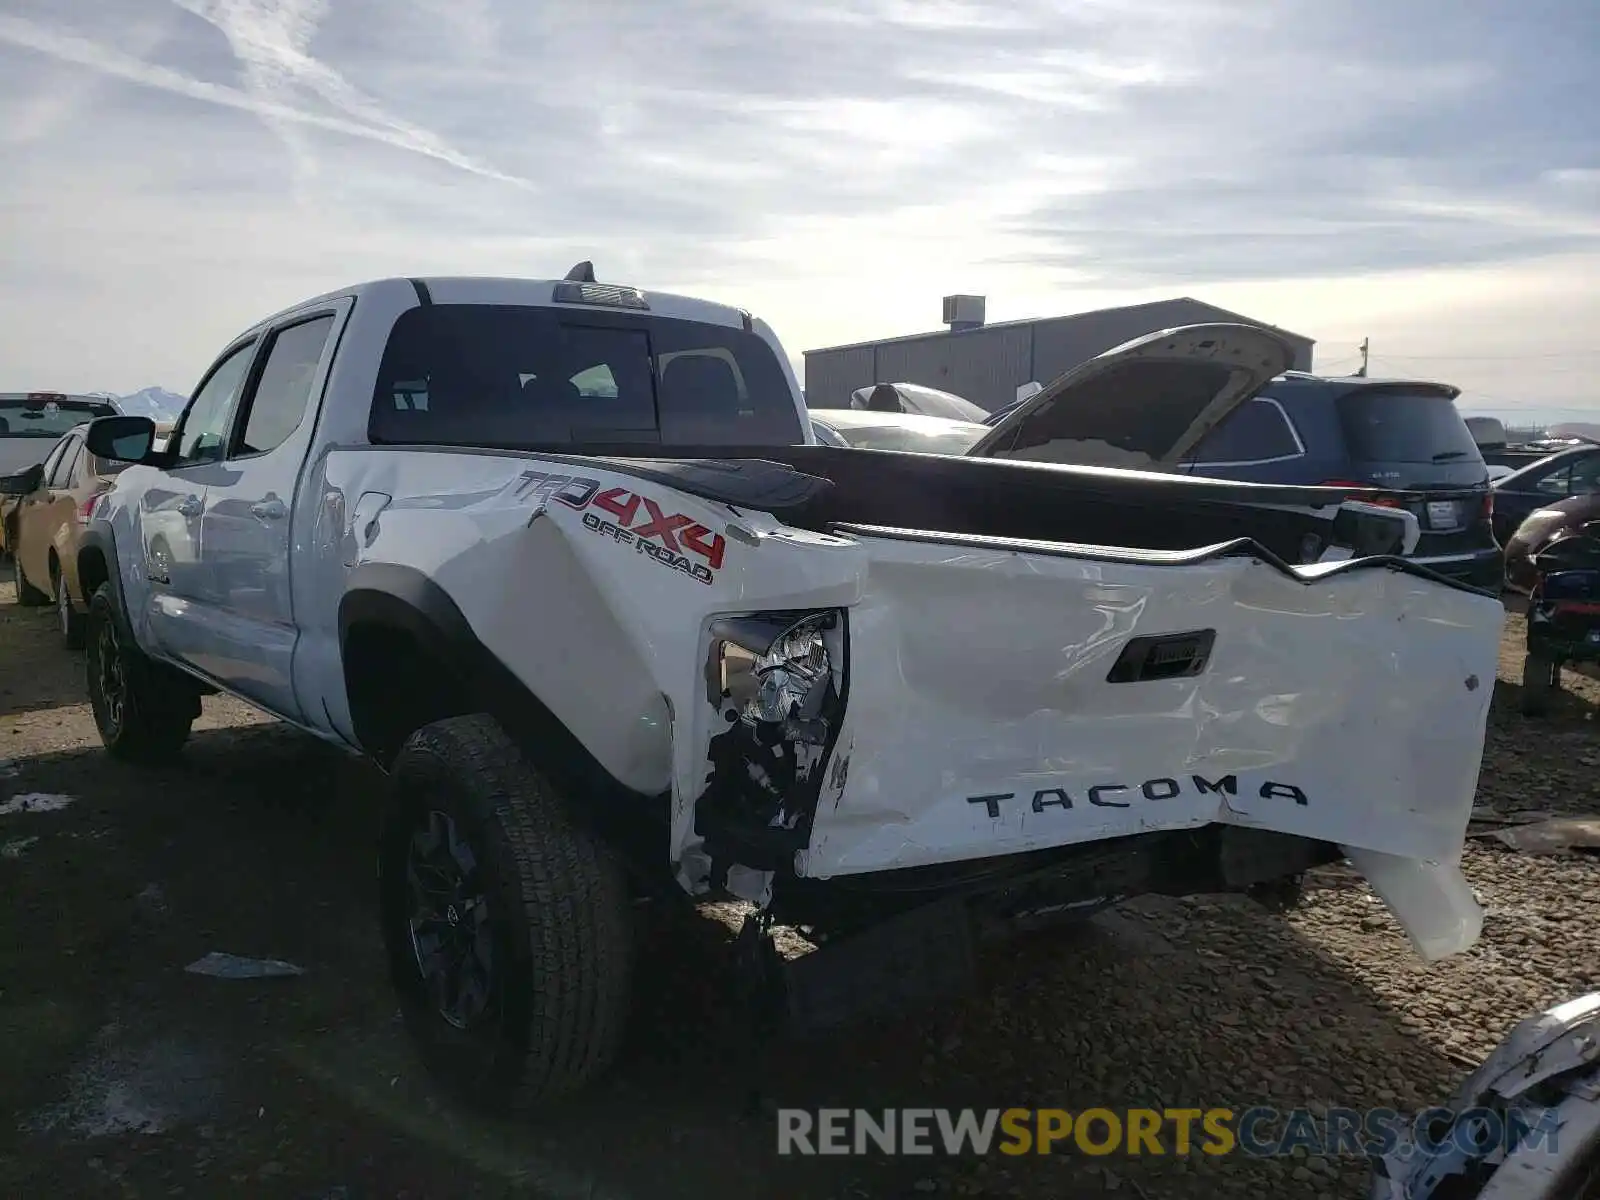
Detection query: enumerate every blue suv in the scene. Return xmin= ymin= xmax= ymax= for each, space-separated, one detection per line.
xmin=1177 ymin=373 xmax=1501 ymax=589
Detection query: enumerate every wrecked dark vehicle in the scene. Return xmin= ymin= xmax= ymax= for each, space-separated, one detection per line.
xmin=1517 ymin=518 xmax=1600 ymax=716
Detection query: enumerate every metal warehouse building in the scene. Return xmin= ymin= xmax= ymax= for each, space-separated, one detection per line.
xmin=802 ymin=296 xmax=1316 ymax=414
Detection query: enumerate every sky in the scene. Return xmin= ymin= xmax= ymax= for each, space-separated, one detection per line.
xmin=0 ymin=0 xmax=1596 ymax=426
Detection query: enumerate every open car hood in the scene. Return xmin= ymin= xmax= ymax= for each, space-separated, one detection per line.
xmin=966 ymin=322 xmax=1297 ymax=469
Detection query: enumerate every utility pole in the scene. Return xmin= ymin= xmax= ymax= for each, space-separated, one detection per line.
xmin=1356 ymin=337 xmax=1369 ymax=376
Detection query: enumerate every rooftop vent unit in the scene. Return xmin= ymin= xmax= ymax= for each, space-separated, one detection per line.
xmin=942 ymin=294 xmax=986 ymax=333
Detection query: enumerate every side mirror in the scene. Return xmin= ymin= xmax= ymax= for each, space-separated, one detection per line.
xmin=84 ymin=414 xmax=157 ymax=464
xmin=0 ymin=461 xmax=45 ymax=497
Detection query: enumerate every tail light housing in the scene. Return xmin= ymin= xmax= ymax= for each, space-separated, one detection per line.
xmin=78 ymin=492 xmax=103 ymax=523
xmin=1320 ymin=480 xmax=1403 ymax=508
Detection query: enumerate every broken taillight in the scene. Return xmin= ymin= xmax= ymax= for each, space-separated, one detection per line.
xmin=78 ymin=493 xmax=103 ymax=522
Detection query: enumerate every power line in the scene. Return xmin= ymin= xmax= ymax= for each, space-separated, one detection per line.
xmin=1315 ymin=356 xmax=1363 ymax=373
xmin=1352 ymin=350 xmax=1600 ymax=362
xmin=1367 ymin=355 xmax=1599 ymax=379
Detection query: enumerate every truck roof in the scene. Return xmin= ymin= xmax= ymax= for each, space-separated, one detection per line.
xmin=250 ymin=274 xmax=754 ymax=340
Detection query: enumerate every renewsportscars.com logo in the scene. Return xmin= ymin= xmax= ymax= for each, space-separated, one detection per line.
xmin=776 ymin=1106 xmax=1563 ymax=1160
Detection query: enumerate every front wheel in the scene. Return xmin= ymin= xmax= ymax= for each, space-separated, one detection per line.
xmin=379 ymin=714 xmax=635 ymax=1115
xmin=1521 ymin=652 xmax=1559 ymax=716
xmin=85 ymin=583 xmax=198 ymax=763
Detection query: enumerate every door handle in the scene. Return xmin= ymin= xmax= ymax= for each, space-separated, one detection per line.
xmin=178 ymin=495 xmax=202 ymax=517
xmin=250 ymin=498 xmax=287 ymax=521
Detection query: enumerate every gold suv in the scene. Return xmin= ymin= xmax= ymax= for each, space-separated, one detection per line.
xmin=3 ymin=422 xmax=136 ymax=647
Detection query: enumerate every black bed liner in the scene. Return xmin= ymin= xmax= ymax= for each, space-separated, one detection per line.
xmin=353 ymin=442 xmax=1492 ymax=594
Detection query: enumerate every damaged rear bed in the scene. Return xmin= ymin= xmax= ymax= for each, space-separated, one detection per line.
xmin=420 ymin=446 xmax=1502 ymax=999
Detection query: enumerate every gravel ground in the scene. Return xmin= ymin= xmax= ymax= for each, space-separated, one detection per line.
xmin=1 ymin=580 xmax=1597 ymax=1200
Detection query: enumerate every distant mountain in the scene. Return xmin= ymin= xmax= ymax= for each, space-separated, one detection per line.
xmin=96 ymin=387 xmax=187 ymax=422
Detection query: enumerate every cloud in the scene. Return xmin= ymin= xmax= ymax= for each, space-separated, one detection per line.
xmin=0 ymin=8 xmax=532 ymax=186
xmin=0 ymin=0 xmax=1593 ymax=421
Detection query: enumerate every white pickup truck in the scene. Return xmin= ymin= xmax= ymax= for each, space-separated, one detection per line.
xmin=74 ymin=266 xmax=1503 ymax=1112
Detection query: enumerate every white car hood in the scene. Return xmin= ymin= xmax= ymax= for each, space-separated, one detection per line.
xmin=967 ymin=322 xmax=1296 ymax=469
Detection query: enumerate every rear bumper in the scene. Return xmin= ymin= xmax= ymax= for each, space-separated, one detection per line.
xmin=776 ymin=825 xmax=1339 ymax=1034
xmin=777 ymin=824 xmax=1340 ymax=930
xmin=1410 ymin=546 xmax=1505 ymax=592
xmin=773 ymin=827 xmax=1484 ymax=1035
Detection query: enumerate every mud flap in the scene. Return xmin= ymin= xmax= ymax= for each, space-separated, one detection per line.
xmin=779 ymin=897 xmax=977 ymax=1037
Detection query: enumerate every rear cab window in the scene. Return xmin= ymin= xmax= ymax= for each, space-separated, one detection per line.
xmin=367 ymin=304 xmax=805 ymax=449
xmin=0 ymin=394 xmax=118 ymax=441
xmin=1335 ymin=386 xmax=1483 ymax=465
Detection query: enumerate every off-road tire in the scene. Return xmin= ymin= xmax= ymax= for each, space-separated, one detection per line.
xmin=12 ymin=549 xmax=48 ymax=606
xmin=1521 ymin=652 xmax=1558 ymax=717
xmin=380 ymin=714 xmax=635 ymax=1114
xmin=54 ymin=568 xmax=86 ymax=649
xmin=85 ymin=582 xmax=198 ymax=763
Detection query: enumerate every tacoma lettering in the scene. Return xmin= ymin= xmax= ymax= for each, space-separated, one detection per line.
xmin=966 ymin=774 xmax=1308 ymax=818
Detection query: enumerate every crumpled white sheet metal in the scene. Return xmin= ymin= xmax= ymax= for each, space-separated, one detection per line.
xmin=1370 ymin=993 xmax=1600 ymax=1198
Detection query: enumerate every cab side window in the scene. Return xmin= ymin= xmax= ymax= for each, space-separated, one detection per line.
xmin=48 ymin=438 xmax=84 ymax=489
xmin=233 ymin=316 xmax=334 ymax=458
xmin=1536 ymin=465 xmax=1573 ymax=496
xmin=173 ymin=342 xmax=257 ymax=466
xmin=1568 ymin=454 xmax=1600 ymax=495
xmin=36 ymin=437 xmax=72 ymax=489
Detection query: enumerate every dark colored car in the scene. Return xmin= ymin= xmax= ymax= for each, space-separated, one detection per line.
xmin=1169 ymin=374 xmax=1500 ymax=589
xmin=974 ymin=361 xmax=1501 ymax=590
xmin=983 ymin=396 xmax=1026 ymax=426
xmin=1503 ymin=490 xmax=1600 ymax=594
xmin=1518 ymin=520 xmax=1600 ymax=715
xmin=1488 ymin=444 xmax=1600 ymax=547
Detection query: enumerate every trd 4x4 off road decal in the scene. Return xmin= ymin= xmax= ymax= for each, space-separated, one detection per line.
xmin=513 ymin=470 xmax=728 ymax=585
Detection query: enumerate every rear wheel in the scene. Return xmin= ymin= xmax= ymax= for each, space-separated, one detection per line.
xmin=85 ymin=582 xmax=198 ymax=763
xmin=12 ymin=550 xmax=48 ymax=606
xmin=1521 ymin=652 xmax=1559 ymax=716
xmin=54 ymin=568 xmax=85 ymax=649
xmin=380 ymin=714 xmax=635 ymax=1114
